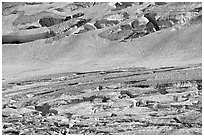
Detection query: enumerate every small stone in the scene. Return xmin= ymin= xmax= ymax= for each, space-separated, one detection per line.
xmin=120 ymin=90 xmax=134 ymax=98
xmin=3 ymin=123 xmax=13 ymax=129
xmin=48 ymin=109 xmax=58 ymax=115
xmin=26 ymin=106 xmax=35 ymax=110
xmin=92 ymin=98 xmax=103 ymax=104
xmin=106 ymin=83 xmax=122 ymax=89
xmin=102 ymin=96 xmax=109 ymax=102
xmin=26 ymin=94 xmax=34 ymax=98
xmin=110 ymin=113 xmax=117 ymax=117
xmin=192 ymin=100 xmax=199 ymax=105
xmin=158 ymin=88 xmax=168 ymax=95
xmin=96 ymin=85 xmax=103 ymax=91
xmin=19 ymin=129 xmax=30 ymax=135
xmin=152 ymin=102 xmax=159 ymax=111
xmin=35 ymin=103 xmax=51 ymax=116
xmin=7 ymin=103 xmax=18 ymax=109
xmin=173 ymin=96 xmax=178 ymax=102
xmin=197 ymin=85 xmax=202 ymax=90
xmin=60 ymin=128 xmax=69 ymax=135
xmin=135 ymin=99 xmax=142 ymax=107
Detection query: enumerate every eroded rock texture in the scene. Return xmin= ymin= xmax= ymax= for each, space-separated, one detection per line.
xmin=2 ymin=2 xmax=202 ymax=44
xmin=2 ymin=64 xmax=202 ymax=135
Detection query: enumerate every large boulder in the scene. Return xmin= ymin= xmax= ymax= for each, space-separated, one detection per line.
xmin=39 ymin=17 xmax=64 ymax=27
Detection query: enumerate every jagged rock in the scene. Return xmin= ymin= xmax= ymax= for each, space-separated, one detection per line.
xmin=144 ymin=12 xmax=160 ymax=31
xmin=73 ymin=13 xmax=84 ymax=18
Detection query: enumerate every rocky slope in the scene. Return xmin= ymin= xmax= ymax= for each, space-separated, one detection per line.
xmin=2 ymin=2 xmax=202 ymax=135
xmin=2 ymin=64 xmax=202 ymax=135
xmin=2 ymin=2 xmax=202 ymax=80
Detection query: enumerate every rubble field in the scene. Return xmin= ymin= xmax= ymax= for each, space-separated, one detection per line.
xmin=2 ymin=63 xmax=202 ymax=135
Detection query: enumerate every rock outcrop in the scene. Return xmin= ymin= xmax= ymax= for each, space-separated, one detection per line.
xmin=2 ymin=2 xmax=202 ymax=44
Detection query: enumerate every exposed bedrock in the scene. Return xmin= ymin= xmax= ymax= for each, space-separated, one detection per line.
xmin=13 ymin=11 xmax=65 ymax=26
xmin=2 ymin=30 xmax=55 ymax=44
xmin=98 ymin=26 xmax=134 ymax=41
